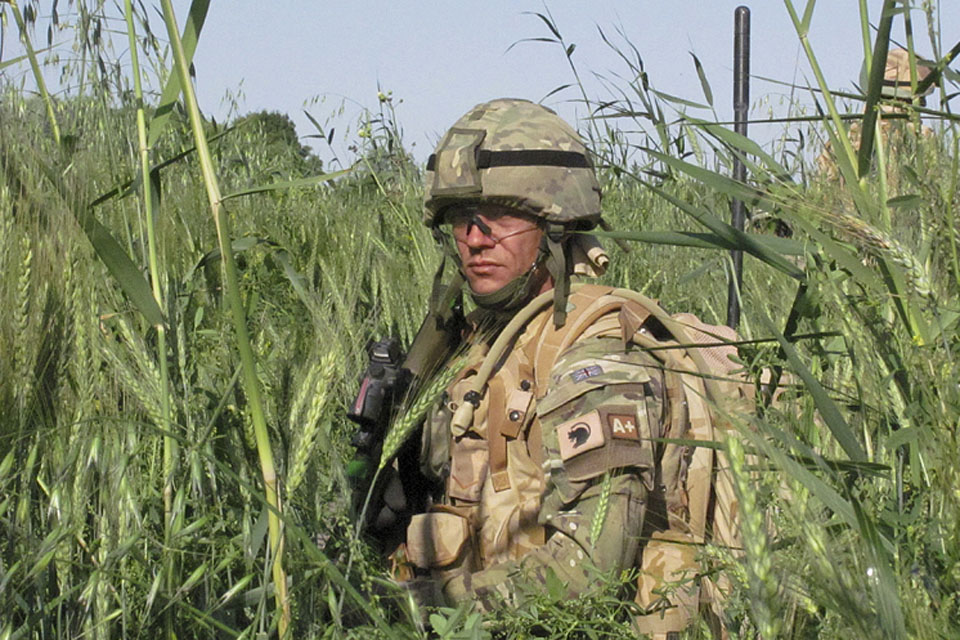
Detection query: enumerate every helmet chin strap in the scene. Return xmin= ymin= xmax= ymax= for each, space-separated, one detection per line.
xmin=469 ymin=253 xmax=549 ymax=315
xmin=542 ymin=223 xmax=569 ymax=328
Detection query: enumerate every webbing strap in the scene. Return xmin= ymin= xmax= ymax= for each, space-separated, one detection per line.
xmin=526 ymin=284 xmax=616 ymax=393
xmin=631 ymin=331 xmax=716 ymax=541
xmin=487 ymin=375 xmax=510 ymax=492
xmin=681 ymin=364 xmax=713 ymax=541
xmin=545 ymin=223 xmax=570 ymax=328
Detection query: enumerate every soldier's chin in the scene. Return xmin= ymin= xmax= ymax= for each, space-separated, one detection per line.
xmin=466 ymin=274 xmax=507 ymax=295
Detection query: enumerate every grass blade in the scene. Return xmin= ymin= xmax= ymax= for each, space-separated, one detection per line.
xmin=148 ymin=0 xmax=211 ymax=147
xmin=856 ymin=0 xmax=896 ymax=179
xmin=220 ymin=170 xmax=349 ymax=201
xmin=765 ymin=318 xmax=867 ymax=462
xmin=690 ymin=52 xmax=714 ymax=108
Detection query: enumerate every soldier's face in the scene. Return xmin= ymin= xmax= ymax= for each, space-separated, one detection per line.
xmin=446 ymin=204 xmax=548 ymax=296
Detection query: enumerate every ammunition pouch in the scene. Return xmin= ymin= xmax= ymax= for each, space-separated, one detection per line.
xmin=404 ymin=510 xmax=479 ymax=590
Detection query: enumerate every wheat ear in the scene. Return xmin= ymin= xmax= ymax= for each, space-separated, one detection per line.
xmin=378 ymin=355 xmax=467 ymax=470
xmin=726 ymin=433 xmax=780 ymax=639
xmin=589 ymin=471 xmax=613 ymax=551
xmin=287 ymin=352 xmax=337 ymax=498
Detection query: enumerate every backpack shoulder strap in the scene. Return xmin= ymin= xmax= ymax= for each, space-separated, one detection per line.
xmin=523 ymin=284 xmax=628 ymax=394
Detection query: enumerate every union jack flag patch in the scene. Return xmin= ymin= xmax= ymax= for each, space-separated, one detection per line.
xmin=570 ymin=364 xmax=603 ymax=383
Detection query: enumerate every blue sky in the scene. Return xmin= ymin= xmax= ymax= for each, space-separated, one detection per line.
xmin=4 ymin=1 xmax=957 ymax=164
xmin=174 ymin=1 xmax=955 ymax=164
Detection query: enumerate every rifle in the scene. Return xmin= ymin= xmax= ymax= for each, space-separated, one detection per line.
xmin=346 ymin=271 xmax=466 ymax=547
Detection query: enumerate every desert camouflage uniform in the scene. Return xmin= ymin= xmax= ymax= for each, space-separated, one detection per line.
xmin=404 ymin=290 xmax=663 ymax=610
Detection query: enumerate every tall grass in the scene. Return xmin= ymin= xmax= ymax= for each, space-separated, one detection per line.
xmin=1 ymin=1 xmax=958 ymax=638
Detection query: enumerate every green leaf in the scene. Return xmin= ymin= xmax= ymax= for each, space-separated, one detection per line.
xmin=0 ymin=45 xmax=57 ymax=71
xmin=147 ymin=0 xmax=211 ymax=147
xmin=303 ymin=109 xmax=325 ymax=136
xmin=248 ymin=506 xmax=268 ymax=560
xmin=690 ymin=52 xmax=714 ymax=107
xmin=650 ymin=89 xmax=711 ymax=110
xmin=765 ymin=318 xmax=867 ymax=462
xmin=545 ymin=566 xmax=565 ymax=600
xmin=220 ymin=169 xmax=349 ymax=201
xmin=744 ymin=427 xmax=857 ymax=530
xmin=91 ymin=125 xmax=238 ymax=208
xmin=271 ymin=248 xmax=319 ymax=314
xmin=218 ymin=574 xmax=255 ymax=606
xmin=588 ymin=228 xmax=805 ymax=255
xmin=177 ymin=562 xmax=208 ymax=595
xmin=0 ymin=450 xmax=14 ymax=480
xmin=195 ymin=237 xmax=319 ymax=316
xmin=885 ymin=427 xmax=920 ymax=450
xmin=526 ymin=11 xmax=562 ymax=41
xmin=800 ymin=0 xmax=817 ymax=32
xmin=637 ymin=166 xmax=804 ymax=280
xmin=645 ymin=148 xmax=765 ymax=206
xmin=429 ymin=614 xmax=449 ymax=635
xmin=64 ymin=193 xmax=164 ymax=327
xmin=850 ymin=499 xmax=905 ymax=637
xmin=857 ymin=0 xmax=896 ymax=178
xmin=885 ymin=194 xmax=923 ymax=211
xmin=540 ymin=83 xmax=574 ymax=102
xmin=876 ymin=258 xmax=932 ymax=344
xmin=928 ymin=308 xmax=960 ymax=342
xmin=687 ymin=117 xmax=788 ymax=176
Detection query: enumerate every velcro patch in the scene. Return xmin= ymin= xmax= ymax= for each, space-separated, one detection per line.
xmin=601 ymin=407 xmax=641 ymax=441
xmin=557 ymin=410 xmax=605 ymax=461
xmin=570 ymin=365 xmax=603 ymax=383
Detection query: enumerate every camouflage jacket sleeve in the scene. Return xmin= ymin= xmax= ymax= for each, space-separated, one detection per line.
xmin=445 ymin=335 xmax=665 ymax=609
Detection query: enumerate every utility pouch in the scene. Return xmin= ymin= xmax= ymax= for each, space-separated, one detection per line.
xmin=447 ymin=435 xmax=488 ymax=503
xmin=634 ymin=530 xmax=701 ymax=637
xmin=405 ymin=511 xmax=479 ymax=585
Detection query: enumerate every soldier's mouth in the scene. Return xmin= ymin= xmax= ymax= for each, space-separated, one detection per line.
xmin=466 ymin=261 xmax=501 ymax=274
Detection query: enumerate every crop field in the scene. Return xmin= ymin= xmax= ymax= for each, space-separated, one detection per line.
xmin=0 ymin=1 xmax=958 ymax=638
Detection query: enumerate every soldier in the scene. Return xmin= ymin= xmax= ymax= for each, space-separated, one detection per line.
xmin=816 ymin=47 xmax=934 ymax=184
xmin=367 ymin=98 xmax=738 ymax=636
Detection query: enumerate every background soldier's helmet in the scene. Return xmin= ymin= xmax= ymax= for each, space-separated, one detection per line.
xmin=881 ymin=48 xmax=934 ymax=102
xmin=423 ymin=98 xmax=601 ymax=228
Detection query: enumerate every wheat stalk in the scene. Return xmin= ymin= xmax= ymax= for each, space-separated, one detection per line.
xmin=589 ymin=471 xmax=613 ymax=551
xmin=15 ymin=234 xmax=34 ymax=418
xmin=821 ymin=208 xmax=933 ymax=298
xmin=287 ymin=352 xmax=337 ymax=498
xmin=101 ymin=318 xmax=166 ymax=429
xmin=726 ymin=433 xmax=780 ymax=639
xmin=0 ymin=185 xmax=11 ymax=271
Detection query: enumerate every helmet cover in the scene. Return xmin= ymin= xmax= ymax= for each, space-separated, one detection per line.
xmin=424 ymin=98 xmax=601 ymax=227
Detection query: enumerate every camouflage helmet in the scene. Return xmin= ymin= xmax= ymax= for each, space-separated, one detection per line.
xmin=881 ymin=48 xmax=934 ymax=101
xmin=423 ymin=98 xmax=601 ymax=228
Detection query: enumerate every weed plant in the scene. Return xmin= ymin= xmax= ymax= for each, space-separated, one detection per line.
xmin=1 ymin=1 xmax=958 ymax=638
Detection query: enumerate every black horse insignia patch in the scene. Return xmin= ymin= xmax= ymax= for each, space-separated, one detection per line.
xmin=567 ymin=422 xmax=592 ymax=447
xmin=557 ymin=411 xmax=604 ymax=461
